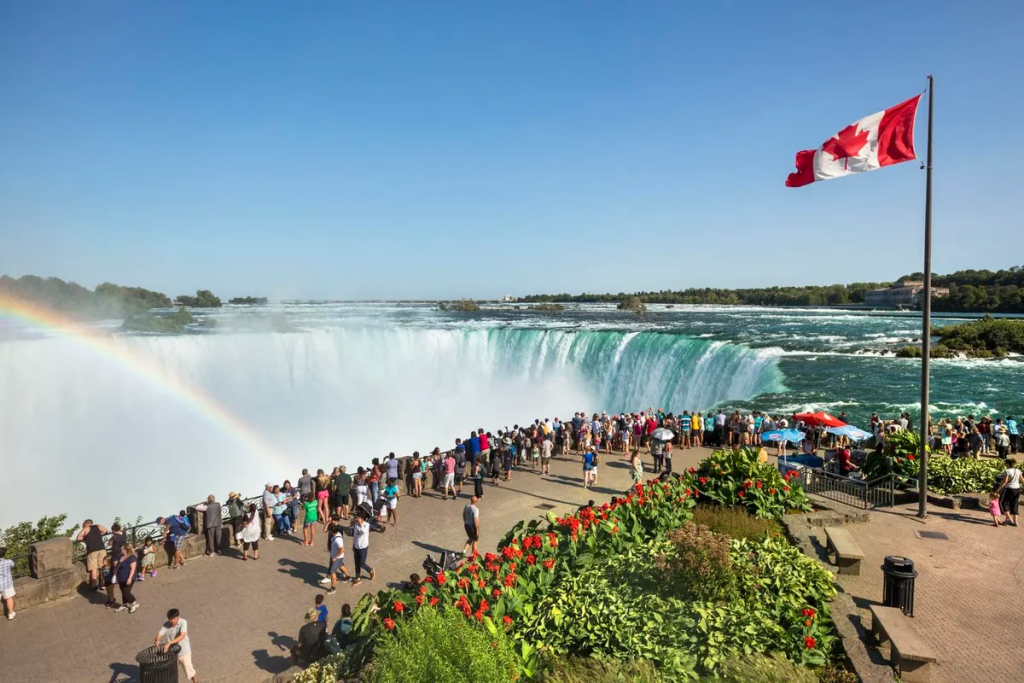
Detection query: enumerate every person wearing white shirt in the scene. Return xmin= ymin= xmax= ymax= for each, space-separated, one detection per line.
xmin=155 ymin=609 xmax=196 ymax=682
xmin=349 ymin=514 xmax=375 ymax=586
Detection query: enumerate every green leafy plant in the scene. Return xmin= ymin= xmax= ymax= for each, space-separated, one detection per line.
xmin=291 ymin=653 xmax=345 ymax=683
xmin=712 ymin=654 xmax=816 ymax=683
xmin=864 ymin=430 xmax=1001 ymax=494
xmin=368 ymin=605 xmax=518 ymax=683
xmin=539 ymin=657 xmax=665 ymax=683
xmin=681 ymin=448 xmax=812 ymax=519
xmin=0 ymin=514 xmax=75 ymax=577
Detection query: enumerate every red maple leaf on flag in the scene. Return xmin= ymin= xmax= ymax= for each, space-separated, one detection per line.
xmin=820 ymin=123 xmax=869 ymax=169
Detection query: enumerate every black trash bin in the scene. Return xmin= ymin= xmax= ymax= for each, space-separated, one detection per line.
xmin=881 ymin=555 xmax=917 ymax=616
xmin=136 ymin=644 xmax=180 ymax=683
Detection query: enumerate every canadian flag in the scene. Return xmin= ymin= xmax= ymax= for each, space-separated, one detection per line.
xmin=786 ymin=95 xmax=921 ymax=188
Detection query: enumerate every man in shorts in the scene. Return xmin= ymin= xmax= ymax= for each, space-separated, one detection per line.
xmin=540 ymin=435 xmax=553 ymax=475
xmin=156 ymin=608 xmax=197 ymax=682
xmin=462 ymin=496 xmax=480 ymax=556
xmin=75 ymin=519 xmax=109 ymax=590
xmin=324 ymin=524 xmax=349 ymax=594
xmin=333 ymin=466 xmax=352 ymax=520
xmin=454 ymin=442 xmax=467 ymax=494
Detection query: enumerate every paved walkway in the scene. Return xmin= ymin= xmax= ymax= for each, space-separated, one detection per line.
xmin=0 ymin=447 xmax=712 ymax=683
xmin=806 ymin=498 xmax=1024 ymax=682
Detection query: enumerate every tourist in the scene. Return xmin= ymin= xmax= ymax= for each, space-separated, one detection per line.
xmin=663 ymin=439 xmax=672 ymax=474
xmin=239 ymin=503 xmax=261 ymax=560
xmin=0 ymin=547 xmax=16 ymax=620
xmin=283 ymin=480 xmax=301 ymax=528
xmin=997 ymin=458 xmax=1023 ymax=527
xmin=298 ymin=468 xmax=314 ymax=500
xmin=454 ymin=443 xmax=467 ymax=494
xmin=970 ymin=428 xmax=984 ymax=459
xmin=650 ymin=436 xmax=664 ymax=473
xmin=540 ymin=434 xmax=553 ymax=475
xmin=996 ymin=426 xmax=1011 ymax=459
xmin=384 ymin=478 xmax=400 ymax=525
xmin=479 ymin=429 xmax=491 ymax=473
xmin=105 ymin=523 xmax=127 ymax=608
xmin=324 ymin=524 xmax=349 ymax=593
xmin=837 ymin=446 xmax=857 ymax=476
xmin=582 ymin=447 xmax=596 ymax=489
xmin=331 ymin=604 xmax=353 ymax=646
xmin=502 ymin=437 xmax=514 ymax=480
xmin=463 ymin=495 xmax=480 ymax=556
xmin=354 ymin=470 xmax=369 ymax=508
xmin=410 ymin=453 xmax=423 ymax=498
xmin=261 ymin=483 xmax=277 ymax=541
xmin=194 ymin=494 xmax=223 ymax=556
xmin=350 ymin=511 xmax=375 ymax=587
xmin=630 ymin=449 xmax=643 ymax=487
xmin=113 ymin=543 xmax=139 ymax=613
xmin=302 ymin=493 xmax=318 ymax=546
xmin=590 ymin=446 xmax=601 ymax=486
xmin=156 ymin=608 xmax=197 ymax=683
xmin=441 ymin=451 xmax=456 ymax=499
xmin=314 ymin=593 xmax=328 ymax=623
xmin=1007 ymin=416 xmax=1019 ymax=453
xmin=291 ymin=608 xmax=327 ymax=667
xmin=76 ymin=519 xmax=109 ymax=590
xmin=979 ymin=417 xmax=993 ymax=454
xmin=137 ymin=538 xmax=157 ymax=581
xmin=333 ymin=466 xmax=352 ymax=520
xmin=489 ymin=439 xmax=502 ymax=486
xmin=272 ymin=485 xmax=291 ymax=536
xmin=369 ymin=458 xmax=383 ymax=502
xmin=473 ymin=460 xmax=485 ymax=499
xmin=159 ymin=511 xmax=191 ymax=569
xmin=385 ymin=453 xmax=400 ymax=490
xmin=226 ymin=492 xmax=245 ymax=547
xmin=714 ymin=410 xmax=726 ymax=447
xmin=988 ymin=490 xmax=1003 ymax=527
xmin=314 ymin=469 xmax=330 ymax=529
xmin=430 ymin=448 xmax=443 ymax=491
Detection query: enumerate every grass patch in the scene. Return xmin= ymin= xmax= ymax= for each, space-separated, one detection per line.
xmin=691 ymin=504 xmax=783 ymax=541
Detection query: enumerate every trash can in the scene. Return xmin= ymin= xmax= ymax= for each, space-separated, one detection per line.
xmin=136 ymin=644 xmax=180 ymax=683
xmin=882 ymin=555 xmax=917 ymax=617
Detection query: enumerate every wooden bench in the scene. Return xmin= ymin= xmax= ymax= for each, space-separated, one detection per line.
xmin=870 ymin=604 xmax=938 ymax=682
xmin=824 ymin=526 xmax=865 ymax=575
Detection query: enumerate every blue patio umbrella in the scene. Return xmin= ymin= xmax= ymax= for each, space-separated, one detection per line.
xmin=826 ymin=425 xmax=872 ymax=441
xmin=761 ymin=429 xmax=806 ymax=443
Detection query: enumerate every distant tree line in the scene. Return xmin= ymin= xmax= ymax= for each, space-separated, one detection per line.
xmin=520 ymin=266 xmax=1024 ymax=312
xmin=0 ymin=275 xmax=171 ymax=319
xmin=175 ymin=289 xmax=222 ymax=308
xmin=229 ymin=296 xmax=268 ymax=305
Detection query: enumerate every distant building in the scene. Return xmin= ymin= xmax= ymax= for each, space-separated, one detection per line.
xmin=502 ymin=295 xmax=516 ymax=302
xmin=864 ymin=280 xmax=949 ymax=308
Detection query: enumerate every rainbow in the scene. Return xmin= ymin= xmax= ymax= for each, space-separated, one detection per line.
xmin=0 ymin=295 xmax=287 ymax=472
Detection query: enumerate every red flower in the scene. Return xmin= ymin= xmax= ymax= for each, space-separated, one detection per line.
xmin=478 ymin=580 xmax=486 ymax=589
xmin=383 ymin=618 xmax=395 ymax=630
xmin=699 ymin=477 xmax=708 ymax=485
xmin=393 ymin=601 xmax=404 ymax=613
xmin=485 ymin=552 xmax=498 ymax=562
xmin=502 ymin=615 xmax=513 ymax=627
xmin=783 ymin=486 xmax=790 ymax=492
xmin=435 ymin=571 xmax=447 ymax=585
xmin=768 ymin=488 xmax=776 ymax=495
xmin=424 ymin=576 xmax=433 ymax=584
xmin=685 ymin=489 xmax=692 ymax=496
xmin=755 ymin=481 xmax=763 ymax=489
xmin=687 ymin=467 xmax=696 ymax=474
xmin=419 ymin=585 xmax=428 ymax=595
xmin=457 ymin=578 xmax=470 ymax=589
xmin=543 ymin=558 xmax=555 ymax=571
xmin=802 ymin=607 xmax=816 ymax=618
xmin=611 ymin=526 xmax=619 ymax=534
xmin=805 ymin=619 xmax=812 ymax=627
xmin=504 ymin=572 xmax=518 ymax=587
xmin=743 ymin=480 xmax=753 ymax=489
xmin=492 ymin=588 xmax=502 ymax=598
xmin=908 ymin=454 xmax=915 ymax=460
xmin=509 ymin=562 xmax=517 ymax=572
xmin=474 ymin=611 xmax=484 ymax=622
xmin=548 ymin=533 xmax=558 ymax=547
xmin=429 ymin=597 xmax=439 ymax=607
xmin=738 ymin=491 xmax=745 ymax=498
xmin=804 ymin=636 xmax=816 ymax=649
xmin=479 ymin=599 xmax=489 ymax=612
xmin=526 ymin=554 xmax=536 ymax=565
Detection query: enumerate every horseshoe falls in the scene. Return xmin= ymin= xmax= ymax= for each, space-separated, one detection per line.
xmin=3 ymin=301 xmax=1023 ymax=525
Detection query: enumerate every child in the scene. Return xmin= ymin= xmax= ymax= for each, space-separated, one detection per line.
xmin=0 ymin=546 xmax=16 ymax=620
xmin=989 ymin=490 xmax=1003 ymax=527
xmin=303 ymin=493 xmax=318 ymax=547
xmin=314 ymin=594 xmax=328 ymax=624
xmin=101 ymin=557 xmax=116 ymax=609
xmin=137 ymin=538 xmax=157 ymax=581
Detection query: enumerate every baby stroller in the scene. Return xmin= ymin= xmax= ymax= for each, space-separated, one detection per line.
xmin=422 ymin=549 xmax=461 ymax=576
xmin=356 ymin=500 xmax=387 ymax=533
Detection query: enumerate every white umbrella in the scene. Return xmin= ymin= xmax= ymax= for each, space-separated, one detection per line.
xmin=652 ymin=428 xmax=675 ymax=441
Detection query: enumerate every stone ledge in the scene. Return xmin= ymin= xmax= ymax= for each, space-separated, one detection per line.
xmin=13 ymin=564 xmax=87 ymax=610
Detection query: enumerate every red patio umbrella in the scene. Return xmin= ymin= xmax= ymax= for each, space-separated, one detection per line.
xmin=792 ymin=411 xmax=845 ymax=428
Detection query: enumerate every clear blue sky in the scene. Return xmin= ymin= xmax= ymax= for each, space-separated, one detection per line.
xmin=1 ymin=2 xmax=1021 ymax=299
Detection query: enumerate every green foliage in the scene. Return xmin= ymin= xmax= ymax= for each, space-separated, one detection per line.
xmin=815 ymin=664 xmax=860 ymax=683
xmin=526 ymin=303 xmax=565 ymax=311
xmin=291 ymin=653 xmax=346 ymax=683
xmin=539 ymin=657 xmax=665 ymax=683
xmin=617 ymin=296 xmax=646 ymax=314
xmin=712 ymin=654 xmax=817 ymax=683
xmin=655 ymin=523 xmax=736 ymax=602
xmin=928 ymin=456 xmax=1004 ymax=494
xmin=368 ymin=606 xmax=518 ymax=683
xmin=120 ymin=308 xmax=195 ymax=333
xmin=438 ymin=299 xmax=481 ymax=312
xmin=0 ymin=275 xmax=171 ymax=319
xmin=899 ymin=316 xmax=1024 ymax=358
xmin=681 ymin=448 xmax=812 ymax=519
xmin=228 ymin=296 xmax=268 ymax=305
xmin=0 ymin=514 xmax=74 ymax=576
xmin=690 ymin=505 xmax=782 ymax=542
xmin=176 ymin=289 xmax=222 ymax=307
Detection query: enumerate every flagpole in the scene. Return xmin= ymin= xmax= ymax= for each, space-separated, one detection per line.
xmin=917 ymin=75 xmax=934 ymax=519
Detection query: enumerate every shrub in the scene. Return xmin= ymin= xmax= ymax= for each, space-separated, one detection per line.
xmin=712 ymin=654 xmax=816 ymax=683
xmin=691 ymin=504 xmax=781 ymax=541
xmin=682 ymin=448 xmax=812 ymax=519
xmin=815 ymin=664 xmax=860 ymax=683
xmin=292 ymin=653 xmax=345 ymax=683
xmin=540 ymin=656 xmax=665 ymax=683
xmin=368 ymin=605 xmax=517 ymax=683
xmin=655 ymin=523 xmax=736 ymax=602
xmin=863 ymin=430 xmax=1001 ymax=494
xmin=617 ymin=296 xmax=646 ymax=314
xmin=0 ymin=514 xmax=74 ymax=577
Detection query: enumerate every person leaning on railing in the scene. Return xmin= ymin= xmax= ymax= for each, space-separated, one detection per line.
xmin=225 ymin=493 xmax=245 ymax=548
xmin=75 ymin=519 xmax=110 ymax=591
xmin=261 ymin=483 xmax=277 ymax=541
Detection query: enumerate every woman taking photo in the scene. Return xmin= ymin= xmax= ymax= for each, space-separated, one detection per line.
xmin=239 ymin=503 xmax=261 ymax=560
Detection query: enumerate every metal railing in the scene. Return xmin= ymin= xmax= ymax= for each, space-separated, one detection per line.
xmin=9 ymin=552 xmax=32 ymax=580
xmin=793 ymin=467 xmax=896 ymax=509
